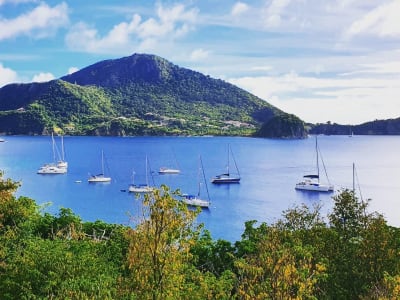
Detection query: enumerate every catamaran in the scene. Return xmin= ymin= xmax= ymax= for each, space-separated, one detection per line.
xmin=37 ymin=133 xmax=67 ymax=174
xmin=56 ymin=135 xmax=68 ymax=169
xmin=295 ymin=136 xmax=334 ymax=192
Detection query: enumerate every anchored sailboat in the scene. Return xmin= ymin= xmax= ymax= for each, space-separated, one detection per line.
xmin=211 ymin=144 xmax=240 ymax=184
xmin=37 ymin=133 xmax=67 ymax=174
xmin=181 ymin=155 xmax=211 ymax=208
xmin=88 ymin=150 xmax=111 ymax=182
xmin=129 ymin=156 xmax=154 ymax=193
xmin=295 ymin=136 xmax=334 ymax=192
xmin=158 ymin=148 xmax=181 ymax=174
xmin=57 ymin=135 xmax=68 ymax=169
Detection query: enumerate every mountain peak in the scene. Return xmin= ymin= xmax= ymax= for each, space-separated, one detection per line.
xmin=61 ymin=53 xmax=174 ymax=87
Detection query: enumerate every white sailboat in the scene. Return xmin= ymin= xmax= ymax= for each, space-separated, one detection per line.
xmin=88 ymin=150 xmax=111 ymax=182
xmin=158 ymin=149 xmax=181 ymax=174
xmin=158 ymin=167 xmax=180 ymax=174
xmin=37 ymin=133 xmax=67 ymax=174
xmin=56 ymin=135 xmax=68 ymax=169
xmin=211 ymin=144 xmax=240 ymax=184
xmin=181 ymin=156 xmax=211 ymax=208
xmin=295 ymin=136 xmax=334 ymax=192
xmin=128 ymin=156 xmax=154 ymax=193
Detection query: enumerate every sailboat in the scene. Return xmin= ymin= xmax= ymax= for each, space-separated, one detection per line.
xmin=181 ymin=156 xmax=211 ymax=208
xmin=158 ymin=166 xmax=180 ymax=174
xmin=56 ymin=135 xmax=68 ymax=169
xmin=211 ymin=144 xmax=240 ymax=184
xmin=37 ymin=133 xmax=67 ymax=174
xmin=88 ymin=150 xmax=111 ymax=182
xmin=295 ymin=136 xmax=334 ymax=192
xmin=158 ymin=149 xmax=181 ymax=174
xmin=128 ymin=156 xmax=154 ymax=193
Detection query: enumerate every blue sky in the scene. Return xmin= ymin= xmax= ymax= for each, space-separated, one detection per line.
xmin=1 ymin=0 xmax=399 ymax=125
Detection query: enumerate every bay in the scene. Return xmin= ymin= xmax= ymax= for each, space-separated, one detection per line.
xmin=0 ymin=135 xmax=399 ymax=242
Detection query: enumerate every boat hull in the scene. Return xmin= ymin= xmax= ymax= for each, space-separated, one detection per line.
xmin=158 ymin=168 xmax=180 ymax=174
xmin=295 ymin=182 xmax=334 ymax=192
xmin=88 ymin=176 xmax=111 ymax=183
xmin=211 ymin=176 xmax=240 ymax=184
xmin=128 ymin=185 xmax=153 ymax=193
xmin=181 ymin=195 xmax=210 ymax=208
xmin=37 ymin=165 xmax=67 ymax=174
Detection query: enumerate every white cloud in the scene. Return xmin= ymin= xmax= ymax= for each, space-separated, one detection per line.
xmin=346 ymin=0 xmax=400 ymax=38
xmin=263 ymin=0 xmax=291 ymax=28
xmin=0 ymin=2 xmax=69 ymax=41
xmin=189 ymin=48 xmax=210 ymax=61
xmin=65 ymin=3 xmax=198 ymax=54
xmin=156 ymin=3 xmax=197 ymax=24
xmin=231 ymin=2 xmax=249 ymax=16
xmin=68 ymin=67 xmax=79 ymax=75
xmin=251 ymin=65 xmax=273 ymax=72
xmin=0 ymin=63 xmax=18 ymax=87
xmin=228 ymin=71 xmax=400 ymax=124
xmin=32 ymin=72 xmax=54 ymax=83
xmin=340 ymin=61 xmax=400 ymax=76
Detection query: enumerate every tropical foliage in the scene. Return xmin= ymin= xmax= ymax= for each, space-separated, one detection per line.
xmin=1 ymin=172 xmax=399 ymax=299
xmin=257 ymin=113 xmax=307 ymax=138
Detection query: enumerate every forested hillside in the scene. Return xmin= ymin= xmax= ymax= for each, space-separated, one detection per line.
xmin=0 ymin=53 xmax=306 ymax=138
xmin=310 ymin=117 xmax=400 ymax=135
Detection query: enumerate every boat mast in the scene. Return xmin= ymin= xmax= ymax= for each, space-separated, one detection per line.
xmin=61 ymin=135 xmax=65 ymax=161
xmin=197 ymin=157 xmax=201 ymax=197
xmin=101 ymin=150 xmax=105 ymax=175
xmin=172 ymin=147 xmax=180 ymax=170
xmin=352 ymin=162 xmax=355 ymax=194
xmin=145 ymin=156 xmax=149 ymax=186
xmin=227 ymin=145 xmax=230 ymax=175
xmin=316 ymin=136 xmax=319 ymax=177
xmin=231 ymin=146 xmax=240 ymax=178
xmin=200 ymin=155 xmax=211 ymax=201
xmin=51 ymin=133 xmax=56 ymax=163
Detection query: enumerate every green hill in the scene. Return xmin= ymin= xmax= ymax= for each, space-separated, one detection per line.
xmin=309 ymin=117 xmax=400 ymax=135
xmin=0 ymin=53 xmax=306 ymax=137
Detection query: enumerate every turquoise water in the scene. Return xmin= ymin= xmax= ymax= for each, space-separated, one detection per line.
xmin=0 ymin=135 xmax=399 ymax=242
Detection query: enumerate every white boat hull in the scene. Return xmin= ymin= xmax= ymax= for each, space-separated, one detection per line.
xmin=37 ymin=165 xmax=67 ymax=174
xmin=128 ymin=185 xmax=153 ymax=193
xmin=158 ymin=168 xmax=180 ymax=174
xmin=181 ymin=195 xmax=210 ymax=208
xmin=295 ymin=182 xmax=334 ymax=192
xmin=88 ymin=176 xmax=111 ymax=182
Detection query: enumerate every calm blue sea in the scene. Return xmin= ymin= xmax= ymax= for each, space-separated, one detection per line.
xmin=0 ymin=135 xmax=399 ymax=242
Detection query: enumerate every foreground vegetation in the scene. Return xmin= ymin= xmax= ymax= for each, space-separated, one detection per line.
xmin=1 ymin=172 xmax=399 ymax=299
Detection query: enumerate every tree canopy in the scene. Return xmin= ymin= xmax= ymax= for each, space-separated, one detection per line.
xmin=0 ymin=172 xmax=399 ymax=299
